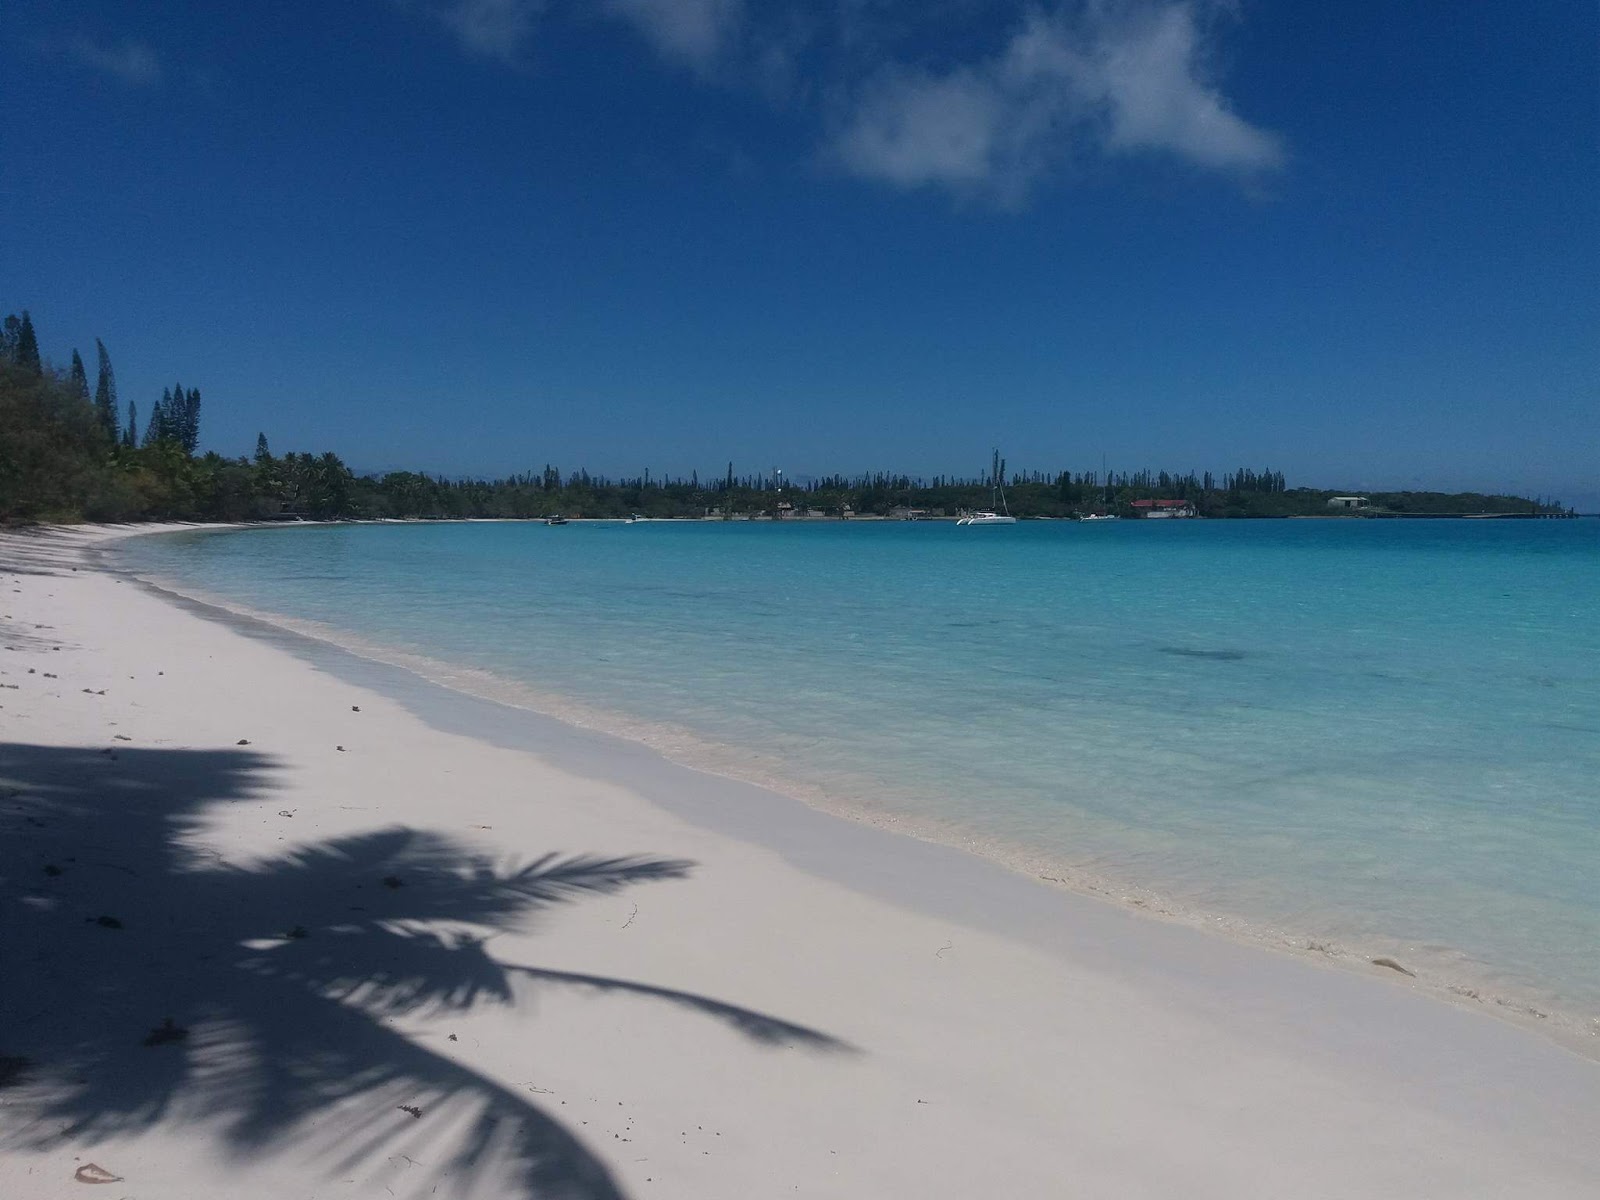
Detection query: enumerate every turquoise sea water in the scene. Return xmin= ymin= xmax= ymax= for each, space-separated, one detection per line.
xmin=118 ymin=519 xmax=1600 ymax=1027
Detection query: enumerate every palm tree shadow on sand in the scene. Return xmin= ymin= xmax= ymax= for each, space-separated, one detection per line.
xmin=0 ymin=743 xmax=849 ymax=1198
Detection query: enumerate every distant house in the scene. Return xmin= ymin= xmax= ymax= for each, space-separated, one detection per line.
xmin=1328 ymin=495 xmax=1369 ymax=510
xmin=1130 ymin=498 xmax=1196 ymax=519
xmin=889 ymin=506 xmax=930 ymax=520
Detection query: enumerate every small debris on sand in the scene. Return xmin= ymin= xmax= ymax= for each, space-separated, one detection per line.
xmin=73 ymin=1162 xmax=124 ymax=1184
xmin=1370 ymin=957 xmax=1416 ymax=977
xmin=382 ymin=875 xmax=404 ymax=889
xmin=236 ymin=738 xmax=251 ymax=745
xmin=285 ymin=925 xmax=309 ymax=939
xmin=397 ymin=1104 xmax=423 ymax=1119
xmin=113 ymin=734 xmax=132 ymax=742
xmin=351 ymin=705 xmax=361 ymax=712
xmin=336 ymin=745 xmax=346 ymax=752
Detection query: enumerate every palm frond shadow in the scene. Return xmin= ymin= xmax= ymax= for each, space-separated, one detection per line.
xmin=0 ymin=743 xmax=849 ymax=1199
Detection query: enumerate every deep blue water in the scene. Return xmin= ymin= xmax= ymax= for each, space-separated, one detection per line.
xmin=119 ymin=518 xmax=1600 ymax=1024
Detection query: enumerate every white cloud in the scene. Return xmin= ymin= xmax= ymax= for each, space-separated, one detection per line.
xmin=426 ymin=0 xmax=741 ymax=71
xmin=833 ymin=2 xmax=1282 ymax=201
xmin=839 ymin=67 xmax=1012 ymax=191
xmin=436 ymin=0 xmax=544 ymax=63
xmin=1076 ymin=4 xmax=1281 ymax=169
xmin=409 ymin=0 xmax=1280 ymax=206
xmin=68 ymin=37 xmax=162 ymax=86
xmin=600 ymin=0 xmax=743 ymax=72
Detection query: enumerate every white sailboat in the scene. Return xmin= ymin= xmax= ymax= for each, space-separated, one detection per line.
xmin=957 ymin=450 xmax=1018 ymax=526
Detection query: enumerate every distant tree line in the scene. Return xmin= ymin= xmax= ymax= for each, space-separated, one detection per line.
xmin=0 ymin=308 xmax=1573 ymax=524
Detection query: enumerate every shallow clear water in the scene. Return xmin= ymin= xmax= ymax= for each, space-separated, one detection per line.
xmin=119 ymin=519 xmax=1600 ymax=1021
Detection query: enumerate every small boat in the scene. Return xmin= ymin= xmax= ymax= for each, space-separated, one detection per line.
xmin=957 ymin=510 xmax=1017 ymax=526
xmin=957 ymin=450 xmax=1018 ymax=526
xmin=545 ymin=515 xmax=569 ymax=526
xmin=1079 ymin=513 xmax=1118 ymax=522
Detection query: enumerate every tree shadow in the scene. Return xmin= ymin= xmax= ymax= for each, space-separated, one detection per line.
xmin=0 ymin=525 xmax=121 ymax=576
xmin=0 ymin=743 xmax=848 ymax=1197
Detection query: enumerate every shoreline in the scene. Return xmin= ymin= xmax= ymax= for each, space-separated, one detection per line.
xmin=106 ymin=524 xmax=1599 ymax=1057
xmin=5 ymin=524 xmax=1600 ymax=1197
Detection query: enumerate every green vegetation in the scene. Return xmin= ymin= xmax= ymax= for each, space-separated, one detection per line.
xmin=0 ymin=309 xmax=1573 ymax=524
xmin=0 ymin=313 xmax=353 ymax=523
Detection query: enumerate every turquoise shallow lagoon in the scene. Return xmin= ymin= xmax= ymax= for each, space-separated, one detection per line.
xmin=119 ymin=518 xmax=1600 ymax=1027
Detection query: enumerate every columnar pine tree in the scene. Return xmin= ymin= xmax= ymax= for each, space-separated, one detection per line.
xmin=69 ymin=349 xmax=92 ymax=401
xmin=170 ymin=382 xmax=187 ymax=448
xmin=145 ymin=393 xmax=167 ymax=446
xmin=125 ymin=401 xmax=137 ymax=449
xmin=183 ymin=387 xmax=201 ymax=453
xmin=94 ymin=339 xmax=119 ymax=440
xmin=147 ymin=383 xmax=203 ymax=452
xmin=13 ymin=312 xmax=41 ymax=374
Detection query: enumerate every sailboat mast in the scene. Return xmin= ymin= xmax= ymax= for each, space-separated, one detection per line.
xmin=992 ymin=449 xmax=1009 ymax=515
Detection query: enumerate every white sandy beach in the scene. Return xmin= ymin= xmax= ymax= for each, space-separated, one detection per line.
xmin=2 ymin=525 xmax=1598 ymax=1199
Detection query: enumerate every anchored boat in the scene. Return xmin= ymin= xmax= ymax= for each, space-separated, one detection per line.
xmin=957 ymin=450 xmax=1018 ymax=526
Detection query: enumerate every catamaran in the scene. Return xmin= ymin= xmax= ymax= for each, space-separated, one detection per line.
xmin=957 ymin=450 xmax=1018 ymax=526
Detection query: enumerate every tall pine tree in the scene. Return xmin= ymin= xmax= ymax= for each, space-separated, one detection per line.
xmin=185 ymin=387 xmax=202 ymax=453
xmin=13 ymin=312 xmax=41 ymax=374
xmin=170 ymin=382 xmax=187 ymax=449
xmin=94 ymin=339 xmax=119 ymax=441
xmin=145 ymin=393 xmax=167 ymax=446
xmin=69 ymin=349 xmax=91 ymax=400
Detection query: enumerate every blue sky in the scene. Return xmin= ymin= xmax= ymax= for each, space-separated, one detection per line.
xmin=4 ymin=2 xmax=1596 ymax=504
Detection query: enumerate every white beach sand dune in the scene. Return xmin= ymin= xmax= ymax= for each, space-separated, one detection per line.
xmin=1 ymin=525 xmax=1597 ymax=1199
